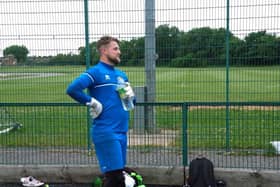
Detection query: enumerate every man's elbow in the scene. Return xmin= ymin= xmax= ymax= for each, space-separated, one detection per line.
xmin=66 ymin=85 xmax=74 ymax=97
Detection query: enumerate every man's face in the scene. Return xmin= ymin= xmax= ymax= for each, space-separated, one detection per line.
xmin=103 ymin=41 xmax=121 ymax=65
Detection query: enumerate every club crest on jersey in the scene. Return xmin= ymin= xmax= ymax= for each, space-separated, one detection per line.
xmin=105 ymin=74 xmax=110 ymax=80
xmin=117 ymin=76 xmax=125 ymax=83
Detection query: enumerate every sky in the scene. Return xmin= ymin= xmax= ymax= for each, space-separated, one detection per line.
xmin=0 ymin=0 xmax=279 ymax=56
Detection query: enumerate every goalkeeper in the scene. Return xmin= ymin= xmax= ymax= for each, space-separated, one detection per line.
xmin=66 ymin=36 xmax=135 ymax=187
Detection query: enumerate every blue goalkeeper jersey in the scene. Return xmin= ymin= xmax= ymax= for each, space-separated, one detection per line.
xmin=66 ymin=62 xmax=129 ymax=142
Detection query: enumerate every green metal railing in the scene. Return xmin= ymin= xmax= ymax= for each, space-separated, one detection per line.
xmin=1 ymin=102 xmax=280 ymax=170
xmin=0 ymin=0 xmax=279 ymax=171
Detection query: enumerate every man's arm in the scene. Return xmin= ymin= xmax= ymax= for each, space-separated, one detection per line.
xmin=66 ymin=73 xmax=93 ymax=104
xmin=66 ymin=73 xmax=103 ymax=119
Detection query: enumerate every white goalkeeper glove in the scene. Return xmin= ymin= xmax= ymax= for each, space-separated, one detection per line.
xmin=124 ymin=83 xmax=135 ymax=98
xmin=86 ymin=98 xmax=103 ymax=119
xmin=123 ymin=171 xmax=136 ymax=187
xmin=118 ymin=82 xmax=135 ymax=99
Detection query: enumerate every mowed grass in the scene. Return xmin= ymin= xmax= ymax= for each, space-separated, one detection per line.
xmin=1 ymin=65 xmax=280 ymax=151
xmin=1 ymin=65 xmax=280 ymax=102
xmin=156 ymin=106 xmax=280 ymax=151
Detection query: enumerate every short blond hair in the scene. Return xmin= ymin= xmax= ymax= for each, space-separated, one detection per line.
xmin=96 ymin=36 xmax=119 ymax=52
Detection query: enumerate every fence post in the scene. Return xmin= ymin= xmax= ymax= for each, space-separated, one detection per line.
xmin=133 ymin=86 xmax=147 ymax=134
xmin=182 ymin=102 xmax=188 ymax=167
xmin=182 ymin=102 xmax=188 ymax=185
xmin=145 ymin=0 xmax=157 ymax=133
xmin=83 ymin=0 xmax=92 ymax=152
xmin=225 ymin=0 xmax=231 ymax=152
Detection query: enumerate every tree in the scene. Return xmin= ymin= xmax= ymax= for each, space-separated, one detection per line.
xmin=244 ymin=31 xmax=279 ymax=65
xmin=49 ymin=53 xmax=83 ymax=65
xmin=176 ymin=27 xmax=228 ymax=66
xmin=175 ymin=27 xmax=245 ymax=67
xmin=120 ymin=37 xmax=145 ymax=66
xmin=155 ymin=24 xmax=180 ymax=66
xmin=229 ymin=35 xmax=246 ymax=66
xmin=78 ymin=41 xmax=99 ymax=65
xmin=3 ymin=45 xmax=29 ymax=63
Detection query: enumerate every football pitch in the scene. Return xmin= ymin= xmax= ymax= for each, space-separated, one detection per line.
xmin=0 ymin=65 xmax=280 ymax=152
xmin=1 ymin=65 xmax=280 ymax=103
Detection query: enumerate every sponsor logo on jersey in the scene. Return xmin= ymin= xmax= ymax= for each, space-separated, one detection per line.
xmin=105 ymin=74 xmax=110 ymax=80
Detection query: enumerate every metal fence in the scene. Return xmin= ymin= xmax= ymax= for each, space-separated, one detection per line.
xmin=0 ymin=0 xmax=280 ymax=171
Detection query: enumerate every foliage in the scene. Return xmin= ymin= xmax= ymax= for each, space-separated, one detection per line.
xmin=119 ymin=26 xmax=280 ymax=67
xmin=5 ymin=26 xmax=280 ymax=67
xmin=3 ymin=45 xmax=29 ymax=63
xmin=120 ymin=37 xmax=145 ymax=66
xmin=78 ymin=41 xmax=99 ymax=65
xmin=48 ymin=53 xmax=83 ymax=65
xmin=155 ymin=24 xmax=180 ymax=66
xmin=243 ymin=31 xmax=279 ymax=66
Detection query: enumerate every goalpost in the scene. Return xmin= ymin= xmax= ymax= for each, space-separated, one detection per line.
xmin=0 ymin=108 xmax=22 ymax=135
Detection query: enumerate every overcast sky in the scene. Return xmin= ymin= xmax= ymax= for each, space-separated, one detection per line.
xmin=1 ymin=0 xmax=279 ymax=56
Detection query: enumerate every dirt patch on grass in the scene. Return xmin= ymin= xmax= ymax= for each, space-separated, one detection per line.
xmin=0 ymin=72 xmax=64 ymax=80
xmin=168 ymin=105 xmax=280 ymax=111
xmin=189 ymin=105 xmax=280 ymax=111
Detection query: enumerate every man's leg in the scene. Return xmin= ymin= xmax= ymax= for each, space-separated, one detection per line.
xmin=94 ymin=138 xmax=124 ymax=172
xmin=93 ymin=139 xmax=125 ymax=186
xmin=119 ymin=133 xmax=127 ymax=167
xmin=103 ymin=169 xmax=125 ymax=187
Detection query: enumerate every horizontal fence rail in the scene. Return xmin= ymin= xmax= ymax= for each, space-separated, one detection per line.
xmin=1 ymin=102 xmax=279 ymax=170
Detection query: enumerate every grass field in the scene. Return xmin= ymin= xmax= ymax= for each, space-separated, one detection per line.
xmin=1 ymin=65 xmax=280 ymax=102
xmin=0 ymin=65 xmax=280 ymax=152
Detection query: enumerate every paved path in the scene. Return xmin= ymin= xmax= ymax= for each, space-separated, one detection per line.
xmin=1 ymin=146 xmax=279 ymax=170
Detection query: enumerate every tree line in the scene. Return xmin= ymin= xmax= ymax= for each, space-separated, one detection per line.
xmin=3 ymin=25 xmax=280 ymax=67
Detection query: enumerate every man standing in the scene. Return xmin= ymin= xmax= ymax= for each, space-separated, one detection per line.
xmin=66 ymin=36 xmax=135 ymax=187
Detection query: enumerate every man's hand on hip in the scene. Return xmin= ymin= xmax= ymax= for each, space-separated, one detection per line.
xmin=86 ymin=98 xmax=103 ymax=119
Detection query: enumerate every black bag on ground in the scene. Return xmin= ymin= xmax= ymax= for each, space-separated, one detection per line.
xmin=215 ymin=179 xmax=226 ymax=187
xmin=187 ymin=157 xmax=217 ymax=187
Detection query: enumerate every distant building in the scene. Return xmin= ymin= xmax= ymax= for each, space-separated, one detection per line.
xmin=0 ymin=55 xmax=17 ymax=65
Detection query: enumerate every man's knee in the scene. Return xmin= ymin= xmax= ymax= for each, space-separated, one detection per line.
xmin=103 ymin=169 xmax=125 ymax=187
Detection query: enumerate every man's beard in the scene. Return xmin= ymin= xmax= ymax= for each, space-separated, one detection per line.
xmin=108 ymin=56 xmax=120 ymax=65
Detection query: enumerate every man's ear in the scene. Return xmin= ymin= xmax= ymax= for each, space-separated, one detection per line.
xmin=100 ymin=47 xmax=107 ymax=55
